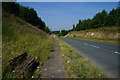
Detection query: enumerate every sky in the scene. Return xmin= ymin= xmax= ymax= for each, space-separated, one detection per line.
xmin=18 ymin=2 xmax=118 ymax=31
xmin=17 ymin=0 xmax=119 ymax=2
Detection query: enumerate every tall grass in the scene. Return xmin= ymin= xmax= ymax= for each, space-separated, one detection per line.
xmin=2 ymin=12 xmax=54 ymax=78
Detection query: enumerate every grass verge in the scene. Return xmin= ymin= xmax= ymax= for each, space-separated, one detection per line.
xmin=66 ymin=37 xmax=119 ymax=45
xmin=64 ymin=26 xmax=119 ymax=45
xmin=2 ymin=12 xmax=54 ymax=78
xmin=58 ymin=39 xmax=107 ymax=78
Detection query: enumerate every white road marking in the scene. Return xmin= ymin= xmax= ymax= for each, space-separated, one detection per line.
xmin=84 ymin=43 xmax=88 ymax=45
xmin=89 ymin=45 xmax=100 ymax=48
xmin=83 ymin=43 xmax=100 ymax=48
xmin=115 ymin=51 xmax=120 ymax=54
xmin=93 ymin=46 xmax=100 ymax=48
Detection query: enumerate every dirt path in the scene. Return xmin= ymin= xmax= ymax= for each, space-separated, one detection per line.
xmin=40 ymin=42 xmax=65 ymax=78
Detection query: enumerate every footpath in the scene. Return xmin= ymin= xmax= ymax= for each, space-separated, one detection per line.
xmin=41 ymin=42 xmax=65 ymax=78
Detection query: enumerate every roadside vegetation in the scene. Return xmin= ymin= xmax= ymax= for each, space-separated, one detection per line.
xmin=64 ymin=26 xmax=120 ymax=45
xmin=2 ymin=12 xmax=54 ymax=78
xmin=58 ymin=6 xmax=120 ymax=45
xmin=59 ymin=6 xmax=120 ymax=36
xmin=2 ymin=2 xmax=51 ymax=34
xmin=2 ymin=2 xmax=119 ymax=79
xmin=58 ymin=39 xmax=107 ymax=78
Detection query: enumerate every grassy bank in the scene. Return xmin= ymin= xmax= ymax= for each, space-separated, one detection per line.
xmin=58 ymin=39 xmax=107 ymax=78
xmin=64 ymin=26 xmax=119 ymax=45
xmin=66 ymin=37 xmax=119 ymax=45
xmin=2 ymin=12 xmax=54 ymax=78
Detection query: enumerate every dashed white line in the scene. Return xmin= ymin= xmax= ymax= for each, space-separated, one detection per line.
xmin=83 ymin=43 xmax=100 ymax=48
xmin=115 ymin=51 xmax=120 ymax=54
xmin=84 ymin=43 xmax=88 ymax=45
xmin=83 ymin=43 xmax=119 ymax=54
xmin=93 ymin=46 xmax=100 ymax=48
xmin=90 ymin=45 xmax=100 ymax=48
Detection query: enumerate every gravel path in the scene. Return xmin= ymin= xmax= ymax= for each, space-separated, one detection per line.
xmin=40 ymin=42 xmax=65 ymax=78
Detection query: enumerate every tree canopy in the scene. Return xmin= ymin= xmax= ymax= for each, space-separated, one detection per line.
xmin=59 ymin=7 xmax=120 ymax=36
xmin=2 ymin=2 xmax=50 ymax=33
xmin=71 ymin=7 xmax=120 ymax=32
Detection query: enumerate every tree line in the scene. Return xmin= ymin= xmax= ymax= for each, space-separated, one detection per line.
xmin=72 ymin=8 xmax=120 ymax=31
xmin=2 ymin=2 xmax=51 ymax=34
xmin=59 ymin=6 xmax=120 ymax=36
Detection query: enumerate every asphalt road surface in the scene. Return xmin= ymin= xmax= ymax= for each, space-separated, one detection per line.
xmin=61 ymin=38 xmax=119 ymax=78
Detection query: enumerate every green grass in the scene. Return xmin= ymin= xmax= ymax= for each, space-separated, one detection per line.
xmin=58 ymin=39 xmax=107 ymax=78
xmin=66 ymin=37 xmax=119 ymax=45
xmin=2 ymin=12 xmax=54 ymax=78
xmin=65 ymin=26 xmax=119 ymax=45
xmin=70 ymin=26 xmax=119 ymax=34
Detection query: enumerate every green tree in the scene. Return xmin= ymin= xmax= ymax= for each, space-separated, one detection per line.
xmin=58 ymin=30 xmax=68 ymax=36
xmin=101 ymin=10 xmax=107 ymax=26
xmin=2 ymin=2 xmax=19 ymax=16
xmin=72 ymin=24 xmax=75 ymax=31
xmin=45 ymin=27 xmax=51 ymax=34
xmin=3 ymin=2 xmax=47 ymax=31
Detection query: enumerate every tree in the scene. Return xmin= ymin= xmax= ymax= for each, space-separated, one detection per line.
xmin=3 ymin=2 xmax=47 ymax=31
xmin=117 ymin=1 xmax=120 ymax=8
xmin=101 ymin=10 xmax=107 ymax=26
xmin=45 ymin=27 xmax=51 ymax=34
xmin=72 ymin=24 xmax=75 ymax=31
xmin=79 ymin=20 xmax=81 ymax=24
xmin=58 ymin=30 xmax=68 ymax=36
xmin=108 ymin=8 xmax=120 ymax=26
xmin=91 ymin=10 xmax=108 ymax=28
xmin=2 ymin=2 xmax=19 ymax=16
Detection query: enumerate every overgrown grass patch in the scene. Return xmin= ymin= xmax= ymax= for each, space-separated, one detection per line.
xmin=58 ymin=39 xmax=107 ymax=78
xmin=2 ymin=12 xmax=54 ymax=78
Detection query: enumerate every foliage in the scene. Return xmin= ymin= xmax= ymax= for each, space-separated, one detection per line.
xmin=58 ymin=30 xmax=68 ymax=36
xmin=59 ymin=5 xmax=120 ymax=36
xmin=44 ymin=26 xmax=51 ymax=34
xmin=51 ymin=31 xmax=60 ymax=35
xmin=2 ymin=2 xmax=48 ymax=31
xmin=2 ymin=2 xmax=19 ymax=16
xmin=71 ymin=8 xmax=120 ymax=31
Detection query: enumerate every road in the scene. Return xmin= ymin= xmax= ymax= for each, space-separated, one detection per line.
xmin=61 ymin=38 xmax=119 ymax=78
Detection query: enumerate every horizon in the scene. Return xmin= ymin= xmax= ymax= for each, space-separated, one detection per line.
xmin=18 ymin=2 xmax=117 ymax=31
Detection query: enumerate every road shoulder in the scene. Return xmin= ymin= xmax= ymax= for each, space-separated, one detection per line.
xmin=40 ymin=42 xmax=65 ymax=78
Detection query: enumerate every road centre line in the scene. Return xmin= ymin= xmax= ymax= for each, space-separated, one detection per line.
xmin=84 ymin=43 xmax=119 ymax=54
xmin=84 ymin=43 xmax=88 ymax=45
xmin=114 ymin=51 xmax=120 ymax=54
xmin=83 ymin=43 xmax=100 ymax=48
xmin=89 ymin=45 xmax=100 ymax=48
